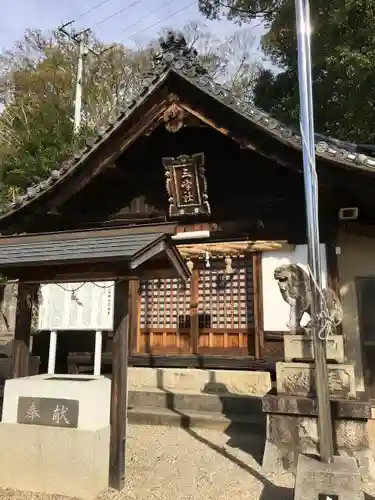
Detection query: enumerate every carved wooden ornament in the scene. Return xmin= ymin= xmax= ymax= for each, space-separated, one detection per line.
xmin=162 ymin=153 xmax=210 ymax=217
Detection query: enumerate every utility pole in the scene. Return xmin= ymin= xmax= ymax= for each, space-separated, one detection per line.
xmin=58 ymin=22 xmax=102 ymax=135
xmin=73 ymin=32 xmax=87 ymax=134
xmin=294 ymin=0 xmax=334 ymax=464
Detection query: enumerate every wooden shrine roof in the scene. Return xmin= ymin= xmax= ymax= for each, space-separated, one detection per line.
xmin=1 ymin=31 xmax=375 ymax=224
xmin=0 ymin=228 xmax=190 ymax=282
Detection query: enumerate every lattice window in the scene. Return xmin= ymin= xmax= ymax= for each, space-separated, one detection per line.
xmin=197 ymin=258 xmax=253 ymax=329
xmin=140 ymin=278 xmax=191 ymax=329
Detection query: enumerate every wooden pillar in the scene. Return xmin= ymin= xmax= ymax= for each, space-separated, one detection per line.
xmin=252 ymin=253 xmax=264 ymax=359
xmin=190 ymin=268 xmax=199 ymax=354
xmin=11 ymin=282 xmax=36 ymax=379
xmin=326 ymin=240 xmax=343 ymax=335
xmin=109 ymin=279 xmax=130 ymax=490
xmin=326 ymin=240 xmax=340 ymax=295
xmin=128 ymin=279 xmax=140 ymax=354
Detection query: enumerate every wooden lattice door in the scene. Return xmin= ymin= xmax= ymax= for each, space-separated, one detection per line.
xmin=197 ymin=257 xmax=255 ymax=355
xmin=138 ymin=256 xmax=255 ymax=356
xmin=139 ymin=277 xmax=192 ymax=353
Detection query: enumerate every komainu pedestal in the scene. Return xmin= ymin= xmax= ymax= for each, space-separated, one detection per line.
xmin=265 ymin=263 xmax=374 ymax=481
xmin=283 ymin=334 xmax=345 ymax=363
xmin=262 ymin=349 xmax=375 ymax=481
xmin=276 ymin=362 xmax=356 ymax=398
xmin=262 ymin=399 xmax=374 ymax=480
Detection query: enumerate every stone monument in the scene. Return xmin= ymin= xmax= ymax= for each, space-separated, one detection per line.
xmin=262 ymin=264 xmax=375 ymax=482
xmin=0 ymin=374 xmax=111 ymax=499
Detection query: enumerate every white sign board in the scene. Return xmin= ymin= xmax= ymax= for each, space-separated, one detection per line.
xmin=37 ymin=281 xmax=115 ymax=331
xmin=261 ymin=244 xmax=327 ymax=331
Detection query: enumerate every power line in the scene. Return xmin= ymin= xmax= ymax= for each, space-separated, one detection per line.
xmin=126 ymin=1 xmax=195 ymax=41
xmin=72 ymin=0 xmax=115 ymax=24
xmin=121 ymin=0 xmax=175 ymax=35
xmin=91 ymin=0 xmax=142 ymax=29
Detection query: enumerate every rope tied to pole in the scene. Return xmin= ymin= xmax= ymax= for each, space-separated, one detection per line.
xmin=306 ymin=264 xmax=342 ymax=344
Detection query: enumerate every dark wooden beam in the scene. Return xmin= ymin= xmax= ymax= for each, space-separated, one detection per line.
xmin=128 ymin=279 xmax=140 ymax=354
xmin=109 ymin=279 xmax=130 ymax=490
xmin=252 ymin=252 xmax=264 ymax=359
xmin=11 ymin=283 xmax=37 ymax=378
xmin=0 ymin=224 xmax=176 ymax=245
xmin=5 ymin=258 xmax=184 ymax=284
xmin=68 ymin=352 xmax=279 ymax=372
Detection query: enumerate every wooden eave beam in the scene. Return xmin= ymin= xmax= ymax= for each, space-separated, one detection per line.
xmin=177 ymin=240 xmax=294 ymax=258
xmin=178 ymin=102 xmax=301 ymax=173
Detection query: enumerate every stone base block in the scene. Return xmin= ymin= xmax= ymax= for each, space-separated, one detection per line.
xmin=128 ymin=367 xmax=272 ymax=396
xmin=294 ymin=454 xmax=364 ymax=500
xmin=284 ymin=334 xmax=345 ymax=363
xmin=0 ymin=422 xmax=110 ymax=499
xmin=2 ymin=374 xmax=110 ymax=430
xmin=262 ymin=413 xmax=375 ymax=481
xmin=276 ymin=362 xmax=356 ymax=398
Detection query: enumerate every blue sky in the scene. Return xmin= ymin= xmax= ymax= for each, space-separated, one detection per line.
xmin=0 ymin=0 xmax=268 ymax=64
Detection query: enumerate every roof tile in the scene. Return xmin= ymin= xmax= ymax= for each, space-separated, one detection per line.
xmin=2 ymin=29 xmax=375 ymax=220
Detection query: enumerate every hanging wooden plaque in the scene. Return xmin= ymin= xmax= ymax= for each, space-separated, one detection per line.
xmin=162 ymin=153 xmax=210 ymax=217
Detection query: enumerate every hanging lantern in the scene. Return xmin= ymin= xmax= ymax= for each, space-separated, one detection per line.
xmin=187 ymin=259 xmax=194 ymax=273
xmin=205 ymin=251 xmax=211 ymax=268
xmin=225 ymin=255 xmax=234 ymax=275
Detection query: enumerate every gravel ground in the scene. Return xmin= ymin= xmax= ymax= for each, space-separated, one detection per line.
xmin=0 ymin=424 xmax=374 ymax=500
xmin=120 ymin=424 xmax=294 ymax=500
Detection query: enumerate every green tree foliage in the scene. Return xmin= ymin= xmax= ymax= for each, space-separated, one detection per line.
xmin=199 ymin=0 xmax=375 ymax=143
xmin=0 ymin=29 xmax=152 ymax=203
xmin=0 ymin=23 xmax=257 ymax=205
xmin=198 ymin=0 xmax=281 ymax=22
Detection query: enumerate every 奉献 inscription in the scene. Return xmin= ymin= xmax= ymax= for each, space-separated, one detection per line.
xmin=17 ymin=397 xmax=79 ymax=428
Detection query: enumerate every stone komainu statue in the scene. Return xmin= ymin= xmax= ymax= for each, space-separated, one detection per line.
xmin=273 ymin=263 xmax=343 ymax=334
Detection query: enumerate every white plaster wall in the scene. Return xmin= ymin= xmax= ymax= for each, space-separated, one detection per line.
xmin=262 ymin=244 xmax=327 ymax=332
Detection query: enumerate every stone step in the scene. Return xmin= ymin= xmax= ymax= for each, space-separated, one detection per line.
xmin=127 ymin=367 xmax=271 ymax=397
xmin=128 ymin=388 xmax=263 ymax=415
xmin=127 ymin=406 xmax=265 ymax=432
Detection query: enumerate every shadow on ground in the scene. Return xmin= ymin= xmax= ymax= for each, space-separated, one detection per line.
xmin=184 ymin=426 xmax=293 ymax=500
xmin=155 ymin=369 xmax=294 ymax=500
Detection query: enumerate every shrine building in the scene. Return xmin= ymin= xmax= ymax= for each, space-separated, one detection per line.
xmin=0 ymin=32 xmax=374 ymax=398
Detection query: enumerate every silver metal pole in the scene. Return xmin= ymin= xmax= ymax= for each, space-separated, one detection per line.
xmin=294 ymin=0 xmax=334 ymax=463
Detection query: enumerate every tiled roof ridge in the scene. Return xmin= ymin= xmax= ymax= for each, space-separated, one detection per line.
xmin=159 ymin=33 xmax=375 ymax=170
xmin=1 ymin=29 xmax=375 ymax=219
